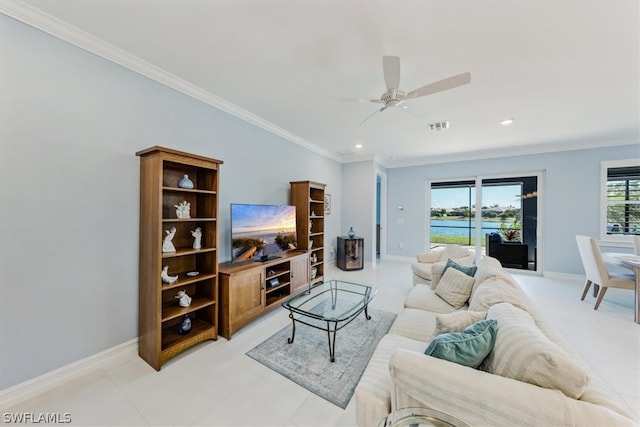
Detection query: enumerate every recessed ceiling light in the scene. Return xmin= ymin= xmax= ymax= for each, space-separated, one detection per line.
xmin=500 ymin=118 xmax=514 ymax=126
xmin=355 ymin=144 xmax=363 ymax=149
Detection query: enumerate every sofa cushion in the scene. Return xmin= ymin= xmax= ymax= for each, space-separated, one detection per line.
xmin=484 ymin=303 xmax=589 ymax=399
xmin=435 ymin=268 xmax=475 ymax=309
xmin=468 ymin=276 xmax=529 ymax=313
xmin=470 ymin=256 xmax=505 ymax=297
xmin=404 ymin=284 xmax=463 ymax=313
xmin=389 ymin=308 xmax=438 ymax=342
xmin=443 ymin=258 xmax=478 ymax=278
xmin=431 ymin=310 xmax=487 ymax=339
xmin=425 ymin=319 xmax=497 ymax=368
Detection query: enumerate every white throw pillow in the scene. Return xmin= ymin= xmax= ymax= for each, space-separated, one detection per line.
xmin=431 ymin=310 xmax=487 ymax=339
xmin=434 ymin=268 xmax=475 ymax=309
xmin=485 ymin=303 xmax=589 ymax=399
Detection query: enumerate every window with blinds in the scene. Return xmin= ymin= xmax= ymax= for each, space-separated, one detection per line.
xmin=605 ymin=165 xmax=640 ymax=236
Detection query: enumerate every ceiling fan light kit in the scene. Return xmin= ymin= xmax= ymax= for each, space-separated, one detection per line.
xmin=357 ymin=56 xmax=471 ymax=125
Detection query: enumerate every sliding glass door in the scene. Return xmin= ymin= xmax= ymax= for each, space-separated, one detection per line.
xmin=429 ymin=174 xmax=540 ymax=271
xmin=430 ymin=181 xmax=476 ymax=246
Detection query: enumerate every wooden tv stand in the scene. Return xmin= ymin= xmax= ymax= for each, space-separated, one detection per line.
xmin=218 ymin=250 xmax=309 ymax=339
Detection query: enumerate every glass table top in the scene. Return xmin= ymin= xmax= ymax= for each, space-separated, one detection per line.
xmin=282 ymin=279 xmax=377 ymax=322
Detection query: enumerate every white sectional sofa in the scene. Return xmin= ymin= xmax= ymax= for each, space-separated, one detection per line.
xmin=355 ymin=257 xmax=636 ymax=427
xmin=411 ymin=245 xmax=475 ymax=286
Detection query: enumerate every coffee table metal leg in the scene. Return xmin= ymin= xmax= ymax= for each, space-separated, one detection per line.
xmin=327 ymin=320 xmax=337 ymax=362
xmin=287 ymin=312 xmax=296 ymax=344
xmin=364 ymin=304 xmax=371 ymax=320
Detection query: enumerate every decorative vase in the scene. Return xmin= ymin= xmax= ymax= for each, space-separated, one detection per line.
xmin=178 ymin=174 xmax=194 ymax=189
xmin=348 ymin=227 xmax=355 ymax=239
xmin=178 ymin=314 xmax=192 ymax=335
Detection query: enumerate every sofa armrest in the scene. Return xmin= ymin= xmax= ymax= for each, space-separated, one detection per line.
xmin=416 ymin=252 xmax=441 ymax=263
xmin=389 ymin=350 xmax=575 ymax=427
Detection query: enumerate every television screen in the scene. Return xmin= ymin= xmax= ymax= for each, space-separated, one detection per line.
xmin=231 ymin=204 xmax=298 ymax=262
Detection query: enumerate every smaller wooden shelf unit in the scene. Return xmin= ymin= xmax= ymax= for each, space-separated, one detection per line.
xmin=136 ymin=146 xmax=222 ymax=370
xmin=218 ymin=251 xmax=309 ymax=339
xmin=290 ymin=181 xmax=326 ymax=285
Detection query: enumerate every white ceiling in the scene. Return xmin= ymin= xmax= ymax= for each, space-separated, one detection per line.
xmin=4 ymin=0 xmax=639 ymax=166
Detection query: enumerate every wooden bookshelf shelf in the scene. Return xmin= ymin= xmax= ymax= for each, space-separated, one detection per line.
xmin=291 ymin=181 xmax=326 ymax=286
xmin=137 ymin=146 xmax=222 ymax=370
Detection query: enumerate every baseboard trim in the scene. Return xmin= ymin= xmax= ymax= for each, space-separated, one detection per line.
xmin=543 ymin=271 xmax=584 ymax=282
xmin=382 ymin=255 xmax=415 ymax=262
xmin=0 ymin=338 xmax=138 ymax=410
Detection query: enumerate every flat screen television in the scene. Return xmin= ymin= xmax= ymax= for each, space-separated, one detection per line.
xmin=230 ymin=203 xmax=298 ymax=263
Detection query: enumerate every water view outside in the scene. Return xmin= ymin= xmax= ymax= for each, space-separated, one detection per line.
xmin=431 ymin=219 xmax=502 ymax=245
xmin=430 ymin=184 xmax=522 ymax=245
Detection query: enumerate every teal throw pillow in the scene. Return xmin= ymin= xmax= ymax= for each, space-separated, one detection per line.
xmin=424 ymin=319 xmax=497 ymax=368
xmin=443 ymin=258 xmax=478 ymax=277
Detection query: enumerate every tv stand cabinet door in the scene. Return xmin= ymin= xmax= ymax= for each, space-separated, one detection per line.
xmin=290 ymin=254 xmax=309 ymax=294
xmin=221 ymin=269 xmax=265 ymax=338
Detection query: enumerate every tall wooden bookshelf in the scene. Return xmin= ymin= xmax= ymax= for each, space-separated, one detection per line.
xmin=136 ymin=146 xmax=222 ymax=370
xmin=290 ymin=181 xmax=326 ymax=285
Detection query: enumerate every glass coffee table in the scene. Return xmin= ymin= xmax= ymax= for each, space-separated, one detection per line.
xmin=378 ymin=408 xmax=471 ymax=427
xmin=282 ymin=279 xmax=376 ymax=362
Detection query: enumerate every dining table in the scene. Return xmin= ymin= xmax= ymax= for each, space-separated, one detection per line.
xmin=602 ymin=252 xmax=640 ymax=324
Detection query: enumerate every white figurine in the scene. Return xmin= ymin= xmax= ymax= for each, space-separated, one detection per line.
xmin=176 ymin=290 xmax=192 ymax=307
xmin=191 ymin=227 xmax=202 ymax=249
xmin=161 ymin=266 xmax=178 ymax=284
xmin=162 ymin=227 xmax=177 ymax=253
xmin=174 ymin=201 xmax=191 ymax=219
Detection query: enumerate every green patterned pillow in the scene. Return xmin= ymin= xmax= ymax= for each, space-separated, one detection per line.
xmin=443 ymin=258 xmax=478 ymax=277
xmin=425 ymin=319 xmax=497 ymax=368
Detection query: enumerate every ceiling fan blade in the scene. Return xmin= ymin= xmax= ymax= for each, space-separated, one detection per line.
xmin=330 ymin=97 xmax=384 ymax=104
xmin=383 ymin=56 xmax=401 ymax=90
xmin=360 ymin=106 xmax=387 ymax=126
xmin=407 ymin=72 xmax=471 ymax=98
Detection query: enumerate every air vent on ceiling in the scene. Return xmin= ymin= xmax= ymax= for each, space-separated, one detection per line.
xmin=428 ymin=121 xmax=450 ymax=131
xmin=337 ymin=149 xmax=356 ymax=156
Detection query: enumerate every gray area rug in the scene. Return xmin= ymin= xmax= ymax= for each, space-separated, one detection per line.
xmin=246 ymin=308 xmax=396 ymax=408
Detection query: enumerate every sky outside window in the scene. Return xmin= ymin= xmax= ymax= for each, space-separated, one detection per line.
xmin=431 ymin=185 xmax=521 ymax=210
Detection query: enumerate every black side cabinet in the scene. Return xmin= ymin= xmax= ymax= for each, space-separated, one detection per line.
xmin=337 ymin=236 xmax=364 ymax=271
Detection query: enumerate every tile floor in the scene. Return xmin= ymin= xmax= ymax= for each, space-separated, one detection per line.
xmin=3 ymin=259 xmax=639 ymax=426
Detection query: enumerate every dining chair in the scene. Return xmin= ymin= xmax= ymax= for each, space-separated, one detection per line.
xmin=575 ymin=235 xmax=635 ymax=310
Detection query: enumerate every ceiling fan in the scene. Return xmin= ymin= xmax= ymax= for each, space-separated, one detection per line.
xmin=358 ymin=56 xmax=471 ymax=125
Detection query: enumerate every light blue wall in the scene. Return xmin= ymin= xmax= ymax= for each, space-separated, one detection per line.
xmin=342 ymin=161 xmax=378 ymax=262
xmin=387 ymin=144 xmax=639 ymax=274
xmin=0 ymin=16 xmax=341 ymax=389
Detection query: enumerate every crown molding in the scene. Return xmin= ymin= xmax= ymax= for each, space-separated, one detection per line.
xmin=381 ymin=137 xmax=639 ymax=169
xmin=0 ymin=1 xmax=341 ymax=163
